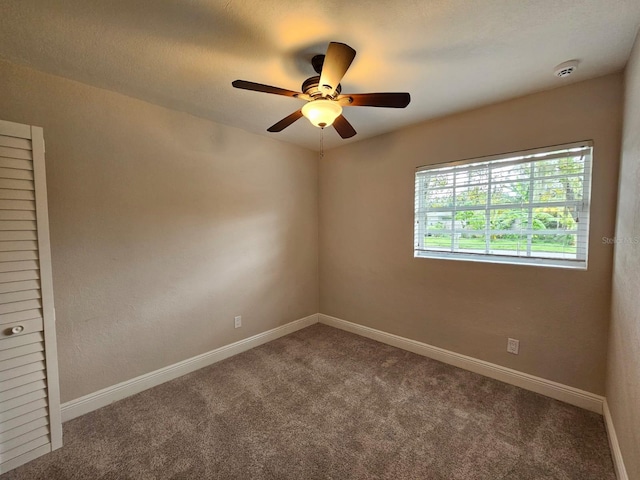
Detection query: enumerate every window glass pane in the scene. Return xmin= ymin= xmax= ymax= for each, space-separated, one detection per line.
xmin=490 ymin=208 xmax=529 ymax=231
xmin=536 ymin=156 xmax=585 ymax=177
xmin=457 ymin=235 xmax=488 ymax=254
xmin=424 ymin=172 xmax=454 ymax=189
xmin=455 ymin=166 xmax=488 ymax=186
xmin=530 ymin=232 xmax=577 ymax=256
xmin=456 ymin=186 xmax=488 ymax=207
xmin=425 ymin=188 xmax=453 ymax=208
xmin=414 ymin=143 xmax=592 ymax=268
xmin=491 ymin=162 xmax=530 ymax=182
xmin=532 ymin=176 xmax=583 ymax=203
xmin=532 ymin=207 xmax=578 ymax=231
xmin=533 ymin=178 xmax=568 ymax=203
xmin=424 ymin=234 xmax=453 ymax=250
xmin=488 ymin=235 xmax=529 ymax=255
xmin=423 ymin=211 xmax=453 ymax=232
xmin=456 ymin=210 xmax=487 ymax=232
xmin=491 ymin=182 xmax=530 ymax=205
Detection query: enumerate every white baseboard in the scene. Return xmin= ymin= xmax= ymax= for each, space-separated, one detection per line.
xmin=61 ymin=313 xmax=319 ymax=422
xmin=603 ymin=399 xmax=629 ymax=480
xmin=62 ymin=311 xmax=605 ymax=421
xmin=319 ymin=314 xmax=604 ymax=414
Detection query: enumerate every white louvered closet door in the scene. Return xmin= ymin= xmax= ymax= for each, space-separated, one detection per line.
xmin=0 ymin=119 xmax=62 ymax=474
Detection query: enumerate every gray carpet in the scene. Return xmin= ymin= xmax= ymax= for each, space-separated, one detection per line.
xmin=2 ymin=324 xmax=615 ymax=480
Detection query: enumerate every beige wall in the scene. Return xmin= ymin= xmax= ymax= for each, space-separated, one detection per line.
xmin=0 ymin=56 xmax=625 ymax=408
xmin=320 ymin=74 xmax=622 ymax=394
xmin=607 ymin=31 xmax=640 ymax=479
xmin=0 ymin=60 xmax=319 ymax=403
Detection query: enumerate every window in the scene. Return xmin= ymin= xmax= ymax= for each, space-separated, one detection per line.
xmin=414 ymin=142 xmax=593 ymax=269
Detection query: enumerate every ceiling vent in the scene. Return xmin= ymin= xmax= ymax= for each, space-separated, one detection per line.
xmin=554 ymin=60 xmax=579 ymax=78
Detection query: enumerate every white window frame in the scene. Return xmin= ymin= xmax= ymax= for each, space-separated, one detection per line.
xmin=414 ymin=141 xmax=593 ymax=269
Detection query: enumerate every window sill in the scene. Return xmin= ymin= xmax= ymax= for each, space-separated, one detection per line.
xmin=414 ymin=250 xmax=587 ymax=270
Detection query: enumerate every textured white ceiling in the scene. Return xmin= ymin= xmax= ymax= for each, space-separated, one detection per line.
xmin=1 ymin=0 xmax=639 ymax=151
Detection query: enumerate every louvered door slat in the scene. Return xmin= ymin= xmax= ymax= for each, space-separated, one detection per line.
xmin=1 ymin=380 xmax=47 ymax=402
xmin=0 ymin=222 xmax=37 ymax=232
xmin=0 ymin=200 xmax=36 ymax=211
xmin=0 ymin=159 xmax=32 ymax=171
xmin=0 ymin=425 xmax=49 ymax=454
xmin=0 ymin=444 xmax=50 ymax=474
xmin=0 ymin=261 xmax=38 ymax=274
xmin=0 ymin=211 xmax=37 ymax=221
xmin=0 ymin=137 xmax=31 ymax=151
xmin=0 ymin=370 xmax=46 ymax=393
xmin=0 ymin=169 xmax=33 ymax=181
xmin=0 ymin=289 xmax=40 ymax=304
xmin=0 ymin=290 xmax=40 ymax=305
xmin=0 ymin=390 xmax=47 ymax=414
xmin=0 ymin=179 xmax=34 ymax=191
xmin=0 ymin=270 xmax=39 ymax=284
xmin=0 ymin=352 xmax=45 ymax=373
xmin=0 ymin=231 xmax=37 ymax=242
xmin=0 ymin=342 xmax=43 ymax=362
xmin=0 ymin=242 xmax=39 ymax=253
xmin=0 ymin=407 xmax=48 ymax=434
xmin=0 ymin=435 xmax=49 ymax=463
xmin=0 ymin=399 xmax=48 ymax=423
xmin=0 ymin=362 xmax=45 ymax=383
xmin=0 ymin=351 xmax=44 ymax=372
xmin=0 ymin=147 xmax=32 ymax=161
xmin=0 ymin=190 xmax=34 ymax=201
xmin=0 ymin=408 xmax=49 ymax=433
xmin=0 ymin=332 xmax=42 ymax=351
xmin=0 ymin=309 xmax=42 ymax=326
xmin=0 ymin=299 xmax=42 ymax=315
xmin=0 ymin=318 xmax=42 ymax=336
xmin=0 ymin=251 xmax=38 ymax=263
xmin=0 ymin=380 xmax=46 ymax=412
xmin=0 ymin=416 xmax=48 ymax=444
xmin=0 ymin=120 xmax=60 ymax=474
xmin=0 ymin=280 xmax=40 ymax=294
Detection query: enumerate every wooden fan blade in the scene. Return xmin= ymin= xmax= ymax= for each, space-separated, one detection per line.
xmin=319 ymin=42 xmax=356 ymax=97
xmin=332 ymin=115 xmax=357 ymax=139
xmin=232 ymin=80 xmax=304 ymax=98
xmin=267 ymin=109 xmax=304 ymax=132
xmin=338 ymin=92 xmax=411 ymax=108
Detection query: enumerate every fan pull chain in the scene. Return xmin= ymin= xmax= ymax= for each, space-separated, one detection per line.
xmin=320 ymin=127 xmax=324 ymax=159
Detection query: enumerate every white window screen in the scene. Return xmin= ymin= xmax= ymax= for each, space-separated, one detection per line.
xmin=414 ymin=142 xmax=593 ymax=269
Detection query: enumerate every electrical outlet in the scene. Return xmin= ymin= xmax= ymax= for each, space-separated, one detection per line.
xmin=234 ymin=316 xmax=242 ymax=329
xmin=507 ymin=338 xmax=520 ymax=355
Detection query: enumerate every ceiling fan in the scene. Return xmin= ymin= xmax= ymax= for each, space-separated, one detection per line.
xmin=232 ymin=42 xmax=411 ymax=139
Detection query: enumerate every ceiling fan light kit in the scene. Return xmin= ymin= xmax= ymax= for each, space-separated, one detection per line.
xmin=232 ymin=42 xmax=411 ymax=139
xmin=301 ymin=99 xmax=342 ymax=128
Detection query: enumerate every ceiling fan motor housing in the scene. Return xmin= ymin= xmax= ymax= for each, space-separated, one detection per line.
xmin=302 ymin=75 xmax=342 ymax=99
